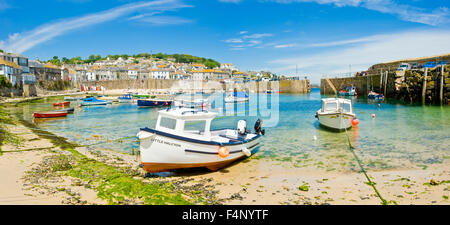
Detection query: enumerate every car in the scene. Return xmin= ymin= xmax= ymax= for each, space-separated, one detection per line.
xmin=423 ymin=61 xmax=437 ymax=68
xmin=397 ymin=63 xmax=411 ymax=71
xmin=411 ymin=63 xmax=419 ymax=69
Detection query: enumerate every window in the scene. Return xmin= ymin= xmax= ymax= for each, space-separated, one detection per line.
xmin=160 ymin=117 xmax=176 ymax=130
xmin=342 ymin=103 xmax=351 ymax=113
xmin=325 ymin=102 xmax=337 ymax=111
xmin=184 ymin=120 xmax=206 ymax=134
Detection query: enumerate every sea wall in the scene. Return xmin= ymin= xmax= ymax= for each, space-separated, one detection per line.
xmin=321 ymin=65 xmax=450 ymax=104
xmin=79 ymin=79 xmax=311 ymax=94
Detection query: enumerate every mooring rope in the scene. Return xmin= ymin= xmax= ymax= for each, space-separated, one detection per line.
xmin=343 ymin=127 xmax=388 ymax=205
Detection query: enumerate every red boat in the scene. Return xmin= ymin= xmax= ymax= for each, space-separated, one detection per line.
xmin=53 ymin=101 xmax=70 ymax=106
xmin=33 ymin=111 xmax=68 ymax=118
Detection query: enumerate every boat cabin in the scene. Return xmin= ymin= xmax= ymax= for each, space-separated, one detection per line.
xmin=155 ymin=108 xmax=217 ymax=141
xmin=320 ymin=98 xmax=353 ymax=114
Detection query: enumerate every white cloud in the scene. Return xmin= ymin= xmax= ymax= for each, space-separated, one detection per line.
xmin=269 ymin=29 xmax=450 ymax=83
xmin=132 ymin=15 xmax=193 ymax=25
xmin=224 ymin=38 xmax=244 ymax=43
xmin=263 ymin=0 xmax=450 ymax=26
xmin=1 ymin=0 xmax=192 ymax=53
xmin=239 ymin=30 xmax=248 ymax=34
xmin=243 ymin=33 xmax=273 ymax=39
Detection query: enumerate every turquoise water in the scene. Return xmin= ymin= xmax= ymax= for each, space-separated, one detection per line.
xmin=11 ymin=88 xmax=450 ymax=171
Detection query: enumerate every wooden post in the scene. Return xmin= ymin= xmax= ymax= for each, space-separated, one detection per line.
xmin=440 ymin=65 xmax=444 ymax=105
xmin=384 ymin=71 xmax=388 ymax=97
xmin=380 ymin=70 xmax=383 ymax=92
xmin=422 ymin=67 xmax=428 ymax=104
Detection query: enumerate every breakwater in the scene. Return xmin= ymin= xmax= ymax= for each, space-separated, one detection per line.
xmin=78 ymin=79 xmax=311 ymax=94
xmin=321 ymin=65 xmax=449 ymax=104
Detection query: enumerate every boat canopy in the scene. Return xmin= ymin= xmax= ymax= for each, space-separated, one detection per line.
xmin=83 ymin=97 xmax=105 ymax=102
xmin=321 ymin=98 xmax=353 ymax=113
xmin=155 ymin=108 xmax=217 ymax=138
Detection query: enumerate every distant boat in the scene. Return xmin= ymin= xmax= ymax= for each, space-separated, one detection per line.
xmin=64 ymin=96 xmax=83 ymax=101
xmin=53 ymin=101 xmax=70 ymax=107
xmin=118 ymin=93 xmax=133 ymax=103
xmin=54 ymin=108 xmax=75 ymax=113
xmin=339 ymin=86 xmax=357 ymax=96
xmin=34 ymin=111 xmax=68 ymax=118
xmin=316 ymin=98 xmax=356 ymax=131
xmin=225 ymin=92 xmax=248 ymax=103
xmin=174 ymin=98 xmax=208 ymax=108
xmin=368 ymin=91 xmax=384 ymax=100
xmin=137 ymin=99 xmax=173 ymax=108
xmin=80 ymin=97 xmax=112 ymax=106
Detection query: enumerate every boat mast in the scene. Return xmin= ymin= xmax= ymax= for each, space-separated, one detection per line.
xmin=149 ymin=51 xmax=152 ymax=93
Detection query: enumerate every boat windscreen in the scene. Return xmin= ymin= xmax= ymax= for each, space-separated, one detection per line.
xmin=325 ymin=102 xmax=338 ymax=111
xmin=184 ymin=120 xmax=206 ymax=134
xmin=342 ymin=103 xmax=351 ymax=113
xmin=160 ymin=117 xmax=176 ymax=130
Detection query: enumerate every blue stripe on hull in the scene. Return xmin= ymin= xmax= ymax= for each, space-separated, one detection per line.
xmin=137 ymin=100 xmax=172 ymax=107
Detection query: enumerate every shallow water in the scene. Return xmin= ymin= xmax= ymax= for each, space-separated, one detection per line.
xmin=8 ymin=88 xmax=450 ymax=172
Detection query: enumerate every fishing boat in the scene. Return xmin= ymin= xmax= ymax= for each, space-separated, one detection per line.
xmin=53 ymin=101 xmax=70 ymax=107
xmin=80 ymin=97 xmax=112 ymax=106
xmin=225 ymin=92 xmax=248 ymax=103
xmin=54 ymin=108 xmax=75 ymax=113
xmin=137 ymin=99 xmax=173 ymax=108
xmin=33 ymin=111 xmax=68 ymax=118
xmin=339 ymin=85 xmax=357 ymax=96
xmin=136 ymin=108 xmax=265 ymax=172
xmin=368 ymin=91 xmax=384 ymax=100
xmin=315 ymin=98 xmax=357 ymax=131
xmin=118 ymin=93 xmax=133 ymax=103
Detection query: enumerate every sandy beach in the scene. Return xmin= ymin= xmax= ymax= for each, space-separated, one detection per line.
xmin=1 ymin=119 xmax=448 ymax=205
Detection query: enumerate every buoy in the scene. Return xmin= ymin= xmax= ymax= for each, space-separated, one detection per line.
xmin=377 ymin=104 xmax=380 ymax=108
xmin=165 ymin=102 xmax=168 ymax=106
xmin=352 ymin=118 xmax=359 ymax=126
xmin=242 ymin=147 xmax=251 ymax=157
xmin=218 ymin=146 xmax=229 ymax=158
xmin=154 ymin=101 xmax=158 ymax=105
xmin=371 ymin=113 xmax=375 ymax=119
xmin=313 ymin=135 xmax=317 ymax=140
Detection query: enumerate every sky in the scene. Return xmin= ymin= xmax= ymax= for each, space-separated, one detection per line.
xmin=0 ymin=0 xmax=449 ymax=84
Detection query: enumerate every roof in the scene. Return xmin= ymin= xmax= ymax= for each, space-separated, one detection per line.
xmin=0 ymin=58 xmax=21 ymax=70
xmin=44 ymin=62 xmax=60 ymax=69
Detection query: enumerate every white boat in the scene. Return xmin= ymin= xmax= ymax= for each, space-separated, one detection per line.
xmin=137 ymin=108 xmax=265 ymax=173
xmin=315 ymin=98 xmax=356 ymax=130
xmin=173 ymin=98 xmax=208 ymax=108
xmin=225 ymin=92 xmax=248 ymax=103
xmin=80 ymin=97 xmax=112 ymax=106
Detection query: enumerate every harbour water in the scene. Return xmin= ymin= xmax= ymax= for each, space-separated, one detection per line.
xmin=8 ymin=88 xmax=450 ymax=172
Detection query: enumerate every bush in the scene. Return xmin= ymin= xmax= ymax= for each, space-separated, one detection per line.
xmin=0 ymin=76 xmax=12 ymax=88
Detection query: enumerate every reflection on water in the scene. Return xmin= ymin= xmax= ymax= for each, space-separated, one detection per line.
xmin=7 ymin=88 xmax=450 ymax=172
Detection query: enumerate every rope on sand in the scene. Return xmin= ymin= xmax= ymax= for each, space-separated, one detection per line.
xmin=343 ymin=127 xmax=388 ymax=205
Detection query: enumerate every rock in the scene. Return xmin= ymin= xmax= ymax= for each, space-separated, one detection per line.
xmin=430 ymin=179 xmax=439 ymax=186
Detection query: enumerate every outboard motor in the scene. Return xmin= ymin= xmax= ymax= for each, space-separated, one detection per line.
xmin=254 ymin=119 xmax=265 ymax=135
xmin=237 ymin=120 xmax=247 ymax=135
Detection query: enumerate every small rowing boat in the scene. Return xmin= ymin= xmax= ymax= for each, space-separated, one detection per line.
xmin=53 ymin=101 xmax=70 ymax=107
xmin=33 ymin=111 xmax=68 ymax=118
xmin=118 ymin=93 xmax=133 ymax=103
xmin=64 ymin=96 xmax=83 ymax=101
xmin=368 ymin=91 xmax=384 ymax=100
xmin=339 ymin=85 xmax=357 ymax=96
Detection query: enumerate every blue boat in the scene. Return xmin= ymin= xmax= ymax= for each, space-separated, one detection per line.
xmin=118 ymin=93 xmax=133 ymax=103
xmin=80 ymin=97 xmax=112 ymax=106
xmin=137 ymin=99 xmax=173 ymax=108
xmin=368 ymin=91 xmax=384 ymax=100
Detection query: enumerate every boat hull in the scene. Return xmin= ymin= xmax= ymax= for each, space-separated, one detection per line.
xmin=138 ymin=130 xmax=260 ymax=172
xmin=225 ymin=97 xmax=248 ymax=103
xmin=53 ymin=101 xmax=70 ymax=106
xmin=137 ymin=100 xmax=172 ymax=107
xmin=118 ymin=98 xmax=132 ymax=103
xmin=317 ymin=112 xmax=354 ymax=130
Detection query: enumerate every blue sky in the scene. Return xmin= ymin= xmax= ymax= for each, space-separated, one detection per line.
xmin=1 ymin=0 xmax=449 ymax=84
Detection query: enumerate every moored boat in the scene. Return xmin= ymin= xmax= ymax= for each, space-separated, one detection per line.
xmin=173 ymin=98 xmax=208 ymax=108
xmin=64 ymin=96 xmax=83 ymax=101
xmin=80 ymin=97 xmax=112 ymax=106
xmin=33 ymin=111 xmax=68 ymax=118
xmin=137 ymin=99 xmax=173 ymax=108
xmin=54 ymin=107 xmax=75 ymax=113
xmin=118 ymin=93 xmax=133 ymax=103
xmin=368 ymin=91 xmax=384 ymax=100
xmin=339 ymin=85 xmax=357 ymax=96
xmin=315 ymin=98 xmax=357 ymax=131
xmin=53 ymin=101 xmax=70 ymax=107
xmin=136 ymin=108 xmax=266 ymax=172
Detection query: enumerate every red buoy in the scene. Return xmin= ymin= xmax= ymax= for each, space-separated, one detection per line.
xmin=352 ymin=118 xmax=359 ymax=126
